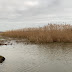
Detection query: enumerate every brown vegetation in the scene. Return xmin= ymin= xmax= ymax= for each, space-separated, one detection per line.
xmin=1 ymin=24 xmax=72 ymax=43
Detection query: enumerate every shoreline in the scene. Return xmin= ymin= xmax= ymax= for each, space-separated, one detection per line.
xmin=0 ymin=37 xmax=72 ymax=45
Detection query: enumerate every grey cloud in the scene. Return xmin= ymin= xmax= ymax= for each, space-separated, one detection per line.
xmin=14 ymin=0 xmax=61 ymax=16
xmin=0 ymin=0 xmax=71 ymax=22
xmin=11 ymin=0 xmax=62 ymax=22
xmin=1 ymin=0 xmax=72 ymax=31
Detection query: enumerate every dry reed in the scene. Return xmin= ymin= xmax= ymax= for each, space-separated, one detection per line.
xmin=1 ymin=24 xmax=72 ymax=43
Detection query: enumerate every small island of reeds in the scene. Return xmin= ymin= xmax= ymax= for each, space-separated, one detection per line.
xmin=1 ymin=24 xmax=72 ymax=43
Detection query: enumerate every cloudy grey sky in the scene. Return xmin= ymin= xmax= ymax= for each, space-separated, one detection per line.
xmin=0 ymin=0 xmax=72 ymax=31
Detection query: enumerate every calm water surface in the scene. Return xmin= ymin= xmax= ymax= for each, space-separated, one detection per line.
xmin=0 ymin=41 xmax=72 ymax=72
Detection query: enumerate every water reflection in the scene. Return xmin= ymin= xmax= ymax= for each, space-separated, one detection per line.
xmin=0 ymin=41 xmax=72 ymax=72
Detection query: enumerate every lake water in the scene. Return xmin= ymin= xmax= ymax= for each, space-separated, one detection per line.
xmin=0 ymin=40 xmax=72 ymax=72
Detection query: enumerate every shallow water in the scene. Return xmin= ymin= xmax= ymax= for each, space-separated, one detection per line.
xmin=0 ymin=41 xmax=72 ymax=72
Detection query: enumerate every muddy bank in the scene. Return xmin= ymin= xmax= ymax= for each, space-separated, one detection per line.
xmin=0 ymin=37 xmax=12 ymax=45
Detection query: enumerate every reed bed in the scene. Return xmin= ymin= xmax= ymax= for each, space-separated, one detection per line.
xmin=1 ymin=24 xmax=72 ymax=43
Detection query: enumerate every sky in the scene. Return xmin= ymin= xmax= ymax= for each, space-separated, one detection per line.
xmin=0 ymin=0 xmax=72 ymax=31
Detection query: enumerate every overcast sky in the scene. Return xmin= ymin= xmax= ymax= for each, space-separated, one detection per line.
xmin=0 ymin=0 xmax=72 ymax=31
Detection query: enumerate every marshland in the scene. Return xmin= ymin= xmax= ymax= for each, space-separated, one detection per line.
xmin=1 ymin=24 xmax=72 ymax=43
xmin=0 ymin=24 xmax=72 ymax=72
xmin=0 ymin=0 xmax=72 ymax=71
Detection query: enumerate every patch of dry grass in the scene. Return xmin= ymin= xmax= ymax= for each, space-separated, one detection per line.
xmin=1 ymin=24 xmax=72 ymax=43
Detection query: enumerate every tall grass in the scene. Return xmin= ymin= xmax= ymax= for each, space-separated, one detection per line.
xmin=1 ymin=24 xmax=72 ymax=43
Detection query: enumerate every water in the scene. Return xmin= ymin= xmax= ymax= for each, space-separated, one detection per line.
xmin=0 ymin=40 xmax=72 ymax=72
